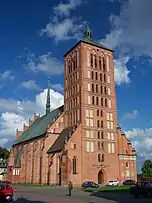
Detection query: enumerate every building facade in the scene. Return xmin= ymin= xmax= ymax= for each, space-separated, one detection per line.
xmin=5 ymin=24 xmax=137 ymax=185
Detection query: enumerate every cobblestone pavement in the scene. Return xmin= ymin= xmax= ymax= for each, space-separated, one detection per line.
xmin=13 ymin=186 xmax=152 ymax=203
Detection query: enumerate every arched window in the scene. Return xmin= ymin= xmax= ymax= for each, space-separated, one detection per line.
xmin=95 ymin=55 xmax=97 ymax=68
xmin=97 ymin=110 xmax=99 ymax=116
xmin=100 ymin=85 xmax=103 ymax=94
xmin=100 ymin=110 xmax=103 ymax=117
xmin=105 ymin=99 xmax=107 ymax=107
xmin=91 ymin=71 xmax=94 ymax=79
xmin=104 ymin=74 xmax=106 ymax=82
xmin=97 ymin=120 xmax=100 ymax=128
xmin=96 ymin=97 xmax=99 ymax=105
xmin=96 ymin=84 xmax=98 ymax=93
xmin=101 ymin=154 xmax=104 ymax=162
xmin=92 ymin=84 xmax=94 ymax=92
xmin=101 ymin=98 xmax=103 ymax=106
xmin=104 ymin=86 xmax=107 ymax=94
xmin=98 ymin=154 xmax=101 ymax=162
xmin=72 ymin=156 xmax=77 ymax=174
xmin=101 ymin=142 xmax=104 ymax=150
xmin=90 ymin=54 xmax=93 ymax=67
xmin=100 ymin=73 xmax=102 ymax=81
xmin=97 ymin=131 xmax=100 ymax=139
xmin=103 ymin=58 xmax=106 ymax=71
xmin=92 ymin=96 xmax=95 ymax=105
xmin=99 ymin=56 xmax=102 ymax=70
xmin=95 ymin=72 xmax=98 ymax=80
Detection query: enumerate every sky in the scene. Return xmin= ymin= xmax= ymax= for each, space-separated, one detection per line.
xmin=0 ymin=0 xmax=152 ymax=171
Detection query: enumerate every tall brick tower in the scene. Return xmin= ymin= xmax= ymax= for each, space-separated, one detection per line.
xmin=64 ymin=23 xmax=119 ymax=183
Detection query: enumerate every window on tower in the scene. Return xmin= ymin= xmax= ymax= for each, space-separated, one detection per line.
xmin=92 ymin=96 xmax=95 ymax=105
xmin=92 ymin=84 xmax=94 ymax=92
xmin=99 ymin=56 xmax=102 ymax=70
xmin=91 ymin=71 xmax=94 ymax=79
xmin=95 ymin=72 xmax=98 ymax=80
xmin=96 ymin=84 xmax=98 ymax=93
xmin=103 ymin=58 xmax=106 ymax=71
xmin=91 ymin=53 xmax=93 ymax=67
xmin=104 ymin=74 xmax=106 ymax=82
xmin=97 ymin=110 xmax=99 ymax=116
xmin=100 ymin=73 xmax=102 ymax=81
xmin=100 ymin=85 xmax=103 ymax=94
xmin=95 ymin=55 xmax=97 ymax=68
xmin=96 ymin=97 xmax=99 ymax=105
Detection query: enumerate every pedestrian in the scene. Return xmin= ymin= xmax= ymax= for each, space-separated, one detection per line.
xmin=68 ymin=181 xmax=73 ymax=196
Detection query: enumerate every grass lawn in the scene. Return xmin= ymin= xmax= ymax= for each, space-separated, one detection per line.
xmin=84 ymin=185 xmax=132 ymax=193
xmin=12 ymin=183 xmax=57 ymax=187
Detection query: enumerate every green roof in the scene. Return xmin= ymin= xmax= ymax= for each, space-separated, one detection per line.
xmin=14 ymin=105 xmax=64 ymax=146
xmin=47 ymin=126 xmax=73 ymax=154
xmin=14 ymin=150 xmax=22 ymax=168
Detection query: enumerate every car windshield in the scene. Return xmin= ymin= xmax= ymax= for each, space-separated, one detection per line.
xmin=109 ymin=181 xmax=113 ymax=183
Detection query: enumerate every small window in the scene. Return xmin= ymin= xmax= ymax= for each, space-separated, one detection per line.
xmin=101 ymin=98 xmax=103 ymax=106
xmin=91 ymin=71 xmax=94 ymax=79
xmin=101 ymin=132 xmax=104 ymax=139
xmin=97 ymin=131 xmax=100 ymax=139
xmin=105 ymin=99 xmax=107 ymax=107
xmin=98 ymin=154 xmax=101 ymax=162
xmin=101 ymin=142 xmax=104 ymax=150
xmin=97 ymin=110 xmax=99 ymax=116
xmin=72 ymin=156 xmax=77 ymax=174
xmin=95 ymin=72 xmax=98 ymax=80
xmin=102 ymin=154 xmax=104 ymax=162
xmin=91 ymin=54 xmax=93 ymax=67
xmin=101 ymin=121 xmax=103 ymax=128
xmin=100 ymin=73 xmax=102 ymax=81
xmin=100 ymin=110 xmax=103 ymax=117
xmin=104 ymin=74 xmax=106 ymax=82
xmin=97 ymin=120 xmax=100 ymax=128
xmin=96 ymin=97 xmax=99 ymax=105
xmin=92 ymin=96 xmax=95 ymax=105
xmin=100 ymin=85 xmax=103 ymax=94
xmin=92 ymin=84 xmax=94 ymax=92
xmin=95 ymin=55 xmax=97 ymax=68
xmin=96 ymin=84 xmax=98 ymax=93
xmin=99 ymin=56 xmax=102 ymax=70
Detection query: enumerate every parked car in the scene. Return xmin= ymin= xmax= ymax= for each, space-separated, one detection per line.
xmin=106 ymin=180 xmax=119 ymax=186
xmin=82 ymin=181 xmax=99 ymax=189
xmin=130 ymin=182 xmax=152 ymax=197
xmin=0 ymin=183 xmax=13 ymax=202
xmin=123 ymin=180 xmax=136 ymax=186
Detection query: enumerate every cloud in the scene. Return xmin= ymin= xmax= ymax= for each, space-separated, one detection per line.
xmin=101 ymin=0 xmax=152 ymax=85
xmin=122 ymin=110 xmax=138 ymax=120
xmin=40 ymin=0 xmax=85 ymax=42
xmin=0 ymin=88 xmax=64 ymax=148
xmin=51 ymin=84 xmax=64 ymax=92
xmin=53 ymin=0 xmax=82 ymax=17
xmin=125 ymin=128 xmax=152 ymax=170
xmin=114 ymin=57 xmax=131 ymax=85
xmin=21 ymin=80 xmax=40 ymax=90
xmin=0 ymin=71 xmax=15 ymax=89
xmin=23 ymin=51 xmax=63 ymax=75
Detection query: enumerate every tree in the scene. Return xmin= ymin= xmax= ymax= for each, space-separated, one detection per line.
xmin=0 ymin=147 xmax=9 ymax=159
xmin=141 ymin=160 xmax=152 ymax=177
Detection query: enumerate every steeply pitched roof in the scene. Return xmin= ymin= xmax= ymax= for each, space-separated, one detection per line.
xmin=14 ymin=105 xmax=64 ymax=146
xmin=47 ymin=126 xmax=73 ymax=154
xmin=63 ymin=39 xmax=113 ymax=57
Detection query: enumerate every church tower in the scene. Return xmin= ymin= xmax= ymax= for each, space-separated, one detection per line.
xmin=64 ymin=22 xmax=119 ymax=182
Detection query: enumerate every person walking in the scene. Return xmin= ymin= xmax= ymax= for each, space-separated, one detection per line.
xmin=68 ymin=181 xmax=73 ymax=196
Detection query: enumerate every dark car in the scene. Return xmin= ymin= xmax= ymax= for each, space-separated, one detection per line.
xmin=123 ymin=180 xmax=136 ymax=186
xmin=82 ymin=181 xmax=99 ymax=189
xmin=0 ymin=183 xmax=13 ymax=202
xmin=130 ymin=182 xmax=152 ymax=197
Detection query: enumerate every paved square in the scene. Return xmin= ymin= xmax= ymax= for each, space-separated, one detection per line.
xmin=13 ymin=186 xmax=152 ymax=203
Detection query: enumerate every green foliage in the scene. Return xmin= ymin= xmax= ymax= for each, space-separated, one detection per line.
xmin=0 ymin=147 xmax=9 ymax=159
xmin=141 ymin=160 xmax=152 ymax=177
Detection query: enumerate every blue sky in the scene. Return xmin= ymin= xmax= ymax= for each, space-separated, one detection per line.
xmin=0 ymin=0 xmax=152 ymax=170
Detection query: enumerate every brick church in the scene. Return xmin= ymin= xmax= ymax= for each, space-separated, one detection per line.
xmin=6 ymin=23 xmax=137 ymax=185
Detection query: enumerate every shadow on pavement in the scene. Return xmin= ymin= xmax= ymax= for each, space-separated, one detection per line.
xmin=90 ymin=191 xmax=152 ymax=202
xmin=14 ymin=197 xmax=47 ymax=203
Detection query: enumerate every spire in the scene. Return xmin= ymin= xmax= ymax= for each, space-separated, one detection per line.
xmin=83 ymin=21 xmax=92 ymax=41
xmin=46 ymin=78 xmax=51 ymax=114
